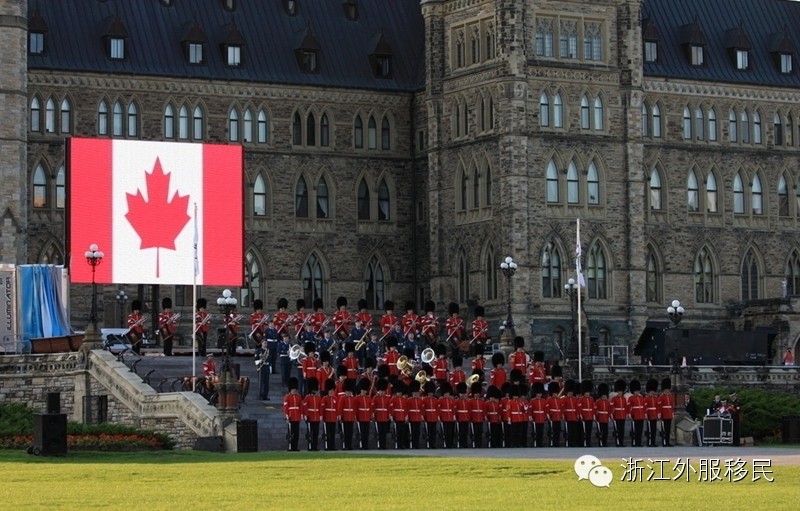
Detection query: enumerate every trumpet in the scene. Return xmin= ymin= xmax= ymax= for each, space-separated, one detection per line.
xmin=289 ymin=344 xmax=308 ymax=361
xmin=415 ymin=370 xmax=432 ymax=385
xmin=467 ymin=373 xmax=481 ymax=385
xmin=420 ymin=347 xmax=435 ymax=364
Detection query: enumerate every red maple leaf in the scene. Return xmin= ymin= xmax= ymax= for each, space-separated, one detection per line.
xmin=125 ymin=158 xmax=191 ymax=278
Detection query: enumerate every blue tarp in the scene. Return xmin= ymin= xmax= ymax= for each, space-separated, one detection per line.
xmin=18 ymin=265 xmax=71 ymax=340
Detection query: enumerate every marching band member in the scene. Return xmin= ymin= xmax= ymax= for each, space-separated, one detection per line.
xmin=349 ymin=319 xmax=367 ymax=367
xmin=337 ymin=379 xmax=357 ymax=450
xmin=158 ymin=297 xmax=177 ymax=356
xmin=471 ymin=344 xmax=486 ymax=381
xmin=372 ymin=379 xmax=392 ymax=449
xmin=470 ymin=305 xmax=489 ymax=349
xmin=127 ymin=300 xmax=145 ymax=355
xmin=342 ymin=342 xmax=360 ymax=380
xmin=407 ymin=381 xmax=424 ymax=449
xmin=401 ymin=329 xmax=418 ymax=358
xmin=311 ymin=299 xmax=328 ymax=337
xmin=438 ymin=382 xmax=457 ymax=448
xmin=507 ymin=384 xmax=528 ymax=447
xmin=194 ymin=298 xmax=210 ymax=357
xmin=366 ymin=331 xmax=381 ymax=362
xmin=300 ymin=341 xmax=319 ymax=396
xmin=278 ymin=332 xmax=292 ymax=388
xmin=469 ymin=381 xmax=486 ymax=448
xmin=528 ymin=351 xmax=547 ymax=387
xmin=421 ymin=380 xmax=439 ymax=449
xmin=356 ymin=299 xmax=374 ymax=331
xmin=594 ymin=383 xmax=612 ymax=447
xmin=383 ymin=337 xmax=401 ymax=380
xmin=561 ymin=380 xmax=580 ymax=447
xmin=293 ymin=299 xmax=309 ymax=338
xmin=316 ymin=350 xmax=335 ymax=392
xmin=221 ymin=300 xmax=240 ymax=358
xmin=627 ymin=379 xmax=646 ymax=447
xmin=610 ymin=379 xmax=629 ymax=447
xmin=489 ymin=352 xmax=507 ymax=389
xmin=485 ymin=386 xmax=503 ymax=448
xmin=332 ymin=296 xmax=352 ymax=340
xmin=264 ymin=320 xmax=279 ymax=374
xmin=380 ymin=300 xmax=398 ymax=338
xmin=445 ymin=302 xmax=465 ymax=350
xmin=321 ymin=380 xmax=339 ymax=451
xmin=578 ymin=380 xmax=595 ymax=447
xmin=432 ymin=344 xmax=450 ymax=385
xmin=202 ymin=353 xmax=217 ymax=377
xmin=274 ymin=297 xmax=290 ymax=338
xmin=420 ymin=300 xmax=440 ymax=346
xmin=334 ymin=364 xmax=348 ymax=396
xmin=546 ymin=381 xmax=563 ymax=447
xmin=449 ymin=355 xmax=466 ymax=388
xmin=284 ymin=377 xmax=302 ymax=451
xmin=249 ymin=299 xmax=268 ymax=344
xmin=509 ymin=336 xmax=529 ymax=374
xmin=499 ymin=382 xmax=512 ymax=447
xmin=389 ymin=381 xmax=410 ymax=449
xmin=317 ymin=329 xmax=335 ymax=354
xmin=658 ymin=378 xmax=675 ymax=447
xmin=255 ymin=340 xmax=271 ymax=401
xmin=299 ymin=323 xmax=316 ymax=344
xmin=644 ymin=379 xmax=660 ymax=447
xmin=355 ymin=379 xmax=373 ymax=450
xmin=302 ymin=378 xmax=323 ymax=451
xmin=455 ymin=382 xmax=471 ymax=448
xmin=402 ymin=301 xmax=419 ymax=338
xmin=529 ymin=382 xmax=549 ymax=448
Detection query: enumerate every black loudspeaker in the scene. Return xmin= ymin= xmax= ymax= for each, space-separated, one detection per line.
xmin=47 ymin=392 xmax=61 ymax=414
xmin=33 ymin=413 xmax=68 ymax=456
xmin=237 ymin=419 xmax=258 ymax=453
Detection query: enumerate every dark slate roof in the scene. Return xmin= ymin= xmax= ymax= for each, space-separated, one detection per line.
xmin=28 ymin=0 xmax=425 ymax=92
xmin=644 ymin=0 xmax=800 ymax=87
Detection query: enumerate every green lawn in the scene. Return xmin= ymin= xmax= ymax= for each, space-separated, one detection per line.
xmin=0 ymin=451 xmax=798 ymax=510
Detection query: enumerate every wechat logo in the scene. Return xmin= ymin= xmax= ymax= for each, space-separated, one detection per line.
xmin=575 ymin=455 xmax=613 ymax=488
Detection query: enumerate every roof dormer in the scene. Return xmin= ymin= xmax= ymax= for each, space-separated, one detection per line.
xmin=103 ymin=16 xmax=129 ymax=61
xmin=725 ymin=22 xmax=752 ymax=71
xmin=28 ymin=6 xmax=48 ymax=56
xmin=680 ymin=19 xmax=707 ymax=67
xmin=182 ymin=21 xmax=208 ymax=65
xmin=221 ymin=21 xmax=245 ymax=67
xmin=343 ymin=0 xmax=358 ymax=21
xmin=769 ymin=27 xmax=796 ymax=74
xmin=369 ymin=33 xmax=393 ymax=78
xmin=642 ymin=17 xmax=660 ymax=63
xmin=295 ymin=27 xmax=320 ymax=73
xmin=284 ymin=0 xmax=298 ymax=16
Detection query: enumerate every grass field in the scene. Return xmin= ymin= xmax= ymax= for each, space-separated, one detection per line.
xmin=1 ymin=451 xmax=798 ymax=510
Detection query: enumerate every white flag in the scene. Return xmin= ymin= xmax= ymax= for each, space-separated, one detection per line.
xmin=576 ymin=239 xmax=586 ymax=288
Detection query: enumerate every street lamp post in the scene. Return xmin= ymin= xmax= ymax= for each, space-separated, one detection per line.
xmin=84 ymin=244 xmax=104 ymax=345
xmin=564 ymin=277 xmax=579 ymax=361
xmin=667 ymin=299 xmax=685 ymax=328
xmin=498 ymin=256 xmax=519 ymax=347
xmin=116 ymin=289 xmax=128 ymax=328
xmin=216 ymin=289 xmax=240 ymax=413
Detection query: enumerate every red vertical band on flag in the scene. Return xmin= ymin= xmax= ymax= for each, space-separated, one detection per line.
xmin=68 ymin=138 xmax=113 ymax=283
xmin=202 ymin=144 xmax=243 ymax=286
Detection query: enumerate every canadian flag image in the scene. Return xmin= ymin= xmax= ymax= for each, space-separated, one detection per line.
xmin=68 ymin=138 xmax=243 ymax=286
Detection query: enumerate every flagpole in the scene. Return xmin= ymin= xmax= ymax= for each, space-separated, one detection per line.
xmin=576 ymin=218 xmax=582 ymax=382
xmin=192 ymin=202 xmax=198 ymax=386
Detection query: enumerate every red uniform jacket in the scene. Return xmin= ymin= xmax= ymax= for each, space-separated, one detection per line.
xmin=127 ymin=312 xmax=145 ymax=335
xmin=450 ymin=369 xmax=466 ymax=388
xmin=420 ymin=313 xmax=439 ymax=340
xmin=356 ymin=311 xmax=374 ymax=330
xmin=302 ymin=394 xmax=323 ymax=422
xmin=311 ymin=312 xmax=328 ymax=336
xmin=594 ymin=398 xmax=612 ymax=424
xmin=383 ymin=349 xmax=400 ymax=376
xmin=321 ymin=394 xmax=339 ymax=423
xmin=432 ymin=358 xmax=449 ymax=381
xmin=274 ymin=311 xmax=290 ymax=335
xmin=645 ymin=394 xmax=660 ymax=420
xmin=561 ymin=396 xmax=579 ymax=422
xmin=406 ymin=396 xmax=424 ymax=422
xmin=484 ymin=400 xmax=502 ymax=424
xmin=471 ymin=319 xmax=489 ymax=343
xmin=159 ymin=311 xmax=177 ymax=335
xmin=578 ymin=396 xmax=595 ymax=421
xmin=283 ymin=393 xmax=302 ymax=421
xmin=490 ymin=367 xmax=507 ymax=388
xmin=402 ymin=313 xmax=419 ymax=337
xmin=380 ymin=313 xmax=398 ymax=335
xmin=389 ymin=394 xmax=408 ymax=422
xmin=471 ymin=357 xmax=486 ymax=375
xmin=500 ymin=397 xmax=511 ymax=422
xmin=422 ymin=396 xmax=439 ymax=422
xmin=528 ymin=397 xmax=549 ymax=424
xmin=301 ymin=356 xmax=319 ymax=379
xmin=438 ymin=396 xmax=457 ymax=422
xmin=628 ymin=394 xmax=646 ymax=421
xmin=455 ymin=397 xmax=471 ymax=422
xmin=355 ymin=395 xmax=373 ymax=422
xmin=658 ymin=392 xmax=675 ymax=420
xmin=202 ymin=359 xmax=217 ymax=377
xmin=546 ymin=396 xmax=563 ymax=422
xmin=316 ymin=365 xmax=334 ymax=391
xmin=343 ymin=356 xmax=360 ymax=380
xmin=293 ymin=311 xmax=310 ymax=335
xmin=528 ymin=362 xmax=547 ymax=385
xmin=249 ymin=312 xmax=267 ymax=336
xmin=509 ymin=351 xmax=529 ymax=373
xmin=610 ymin=394 xmax=629 ymax=420
xmin=337 ymin=394 xmax=357 ymax=422
xmin=332 ymin=310 xmax=352 ymax=338
xmin=445 ymin=317 xmax=464 ymax=342
xmin=334 ymin=379 xmax=346 ymax=396
xmin=371 ymin=394 xmax=391 ymax=422
xmin=469 ymin=397 xmax=486 ymax=423
xmin=195 ymin=311 xmax=210 ymax=334
xmin=507 ymin=398 xmax=527 ymax=423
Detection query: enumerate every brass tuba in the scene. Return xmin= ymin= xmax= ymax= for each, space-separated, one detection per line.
xmin=396 ymin=355 xmax=414 ymax=376
xmin=415 ymin=370 xmax=432 ymax=386
xmin=289 ymin=344 xmax=307 ymax=361
xmin=467 ymin=373 xmax=481 ymax=385
xmin=420 ymin=347 xmax=435 ymax=364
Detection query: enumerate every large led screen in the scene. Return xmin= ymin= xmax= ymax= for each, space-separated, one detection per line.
xmin=68 ymin=138 xmax=243 ymax=286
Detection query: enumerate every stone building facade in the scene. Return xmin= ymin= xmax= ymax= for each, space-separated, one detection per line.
xmin=3 ymin=0 xmax=800 ymax=361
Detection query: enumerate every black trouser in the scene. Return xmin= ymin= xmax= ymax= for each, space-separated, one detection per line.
xmin=323 ymin=422 xmax=337 ymax=450
xmin=509 ymin=422 xmax=524 ymax=447
xmin=632 ymin=420 xmax=644 ymax=447
xmin=258 ymin=367 xmax=270 ymax=400
xmin=267 ymin=342 xmax=278 ymax=373
xmin=280 ymin=357 xmax=291 ymax=387
xmin=582 ymin=420 xmax=593 ymax=447
xmin=614 ymin=419 xmax=626 ymax=446
xmin=341 ymin=421 xmax=354 ymax=450
xmin=358 ymin=421 xmax=371 ymax=450
xmin=163 ymin=336 xmax=173 ymax=356
xmin=410 ymin=422 xmax=422 ymax=449
xmin=549 ymin=420 xmax=561 ymax=447
xmin=566 ymin=420 xmax=580 ymax=447
xmin=196 ymin=332 xmax=207 ymax=357
xmin=457 ymin=422 xmax=470 ymax=448
xmin=662 ymin=418 xmax=673 ymax=446
xmin=307 ymin=421 xmax=319 ymax=451
xmin=394 ymin=421 xmax=410 ymax=449
xmin=425 ymin=421 xmax=438 ymax=449
xmin=647 ymin=419 xmax=658 ymax=447
xmin=532 ymin=422 xmax=545 ymax=447
xmin=489 ymin=422 xmax=503 ymax=448
xmin=303 ymin=377 xmax=315 ymax=397
xmin=441 ymin=422 xmax=455 ymax=448
xmin=520 ymin=422 xmax=529 ymax=447
xmin=376 ymin=421 xmax=389 ymax=450
xmin=471 ymin=422 xmax=484 ymax=448
xmin=597 ymin=422 xmax=609 ymax=447
xmin=288 ymin=421 xmax=300 ymax=451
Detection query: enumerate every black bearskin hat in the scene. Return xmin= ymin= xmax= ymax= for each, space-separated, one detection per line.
xmin=393 ymin=381 xmax=407 ymax=396
xmin=319 ymin=350 xmax=331 ymax=363
xmin=131 ymin=300 xmax=142 ymax=311
xmin=448 ymin=302 xmax=460 ymax=315
xmin=376 ymin=364 xmax=390 ymax=379
xmin=364 ymin=357 xmax=377 ymax=370
xmin=456 ymin=382 xmax=468 ymax=395
xmin=434 ymin=343 xmax=447 ymax=357
xmin=487 ymin=385 xmax=502 ymax=399
xmin=550 ymin=363 xmax=563 ymax=379
xmin=597 ymin=383 xmax=609 ymax=398
xmin=278 ymin=297 xmax=288 ymax=309
xmin=533 ymin=350 xmax=544 ymax=363
xmin=629 ymin=379 xmax=641 ymax=393
xmin=196 ymin=298 xmax=207 ymax=309
xmin=403 ymin=348 xmax=416 ymax=359
xmin=404 ymin=301 xmax=415 ymax=312
xmin=517 ymin=383 xmax=528 ymax=397
xmin=614 ymin=379 xmax=627 ymax=393
xmin=547 ymin=381 xmax=560 ymax=395
xmin=474 ymin=343 xmax=485 ymax=356
xmin=439 ymin=381 xmax=453 ymax=395
xmin=474 ymin=305 xmax=485 ymax=317
xmin=325 ymin=379 xmax=336 ymax=392
xmin=384 ymin=300 xmax=394 ymax=312
xmin=532 ymin=382 xmax=545 ymax=396
xmin=424 ymin=300 xmax=435 ymax=313
xmin=358 ymin=299 xmax=368 ymax=310
xmin=423 ymin=381 xmax=436 ymax=395
xmin=386 ymin=337 xmax=398 ymax=348
xmin=500 ymin=382 xmax=512 ymax=396
xmin=358 ymin=378 xmax=371 ymax=393
xmin=303 ymin=341 xmax=316 ymax=354
xmin=313 ymin=298 xmax=324 ymax=310
xmin=563 ymin=379 xmax=576 ymax=394
xmin=345 ymin=342 xmax=355 ymax=353
xmin=336 ymin=364 xmax=348 ymax=378
xmin=288 ymin=377 xmax=299 ymax=390
xmin=376 ymin=379 xmax=389 ymax=392
xmin=337 ymin=296 xmax=348 ymax=308
xmin=661 ymin=378 xmax=672 ymax=391
xmin=491 ymin=352 xmax=505 ymax=367
xmin=513 ymin=336 xmax=525 ymax=349
xmin=296 ymin=299 xmax=306 ymax=310
xmin=344 ymin=378 xmax=357 ymax=394
xmin=470 ymin=381 xmax=482 ymax=396
xmin=646 ymin=378 xmax=659 ymax=393
xmin=306 ymin=378 xmax=319 ymax=393
xmin=161 ymin=297 xmax=172 ymax=309
xmin=452 ymin=354 xmax=463 ymax=368
xmin=581 ymin=380 xmax=594 ymax=395
xmin=509 ymin=369 xmax=524 ymax=383
xmin=253 ymin=299 xmax=263 ymax=310
xmin=410 ymin=380 xmax=421 ymax=393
